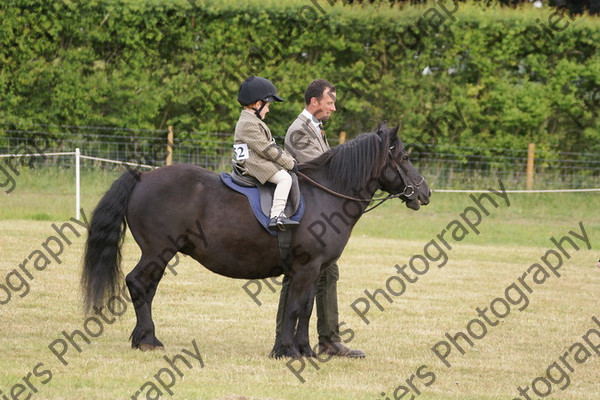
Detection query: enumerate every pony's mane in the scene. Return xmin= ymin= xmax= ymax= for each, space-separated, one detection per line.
xmin=301 ymin=130 xmax=390 ymax=193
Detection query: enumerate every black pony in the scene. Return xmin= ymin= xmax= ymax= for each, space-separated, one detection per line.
xmin=81 ymin=123 xmax=430 ymax=358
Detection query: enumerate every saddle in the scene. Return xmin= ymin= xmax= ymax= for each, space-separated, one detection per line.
xmin=220 ymin=163 xmax=304 ymax=236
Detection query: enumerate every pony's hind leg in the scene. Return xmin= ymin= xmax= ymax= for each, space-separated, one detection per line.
xmin=126 ymin=254 xmax=167 ymax=350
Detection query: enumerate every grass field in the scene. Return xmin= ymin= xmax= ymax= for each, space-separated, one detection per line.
xmin=1 ymin=169 xmax=599 ymax=399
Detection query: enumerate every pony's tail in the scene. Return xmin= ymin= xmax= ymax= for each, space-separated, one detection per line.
xmin=81 ymin=169 xmax=141 ymax=313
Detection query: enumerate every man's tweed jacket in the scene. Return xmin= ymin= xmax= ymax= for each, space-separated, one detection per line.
xmin=284 ymin=113 xmax=330 ymax=163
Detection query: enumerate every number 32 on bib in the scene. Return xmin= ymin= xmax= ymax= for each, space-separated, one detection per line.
xmin=233 ymin=143 xmax=249 ymax=161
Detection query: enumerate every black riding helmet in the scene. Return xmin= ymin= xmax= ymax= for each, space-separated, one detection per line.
xmin=238 ymin=76 xmax=283 ymax=118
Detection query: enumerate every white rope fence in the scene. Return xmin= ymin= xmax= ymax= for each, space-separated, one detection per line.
xmin=1 ymin=149 xmax=598 ymax=219
xmin=433 ymin=188 xmax=600 ymax=193
xmin=78 ymin=154 xmax=156 ymax=169
xmin=76 ymin=152 xmax=156 ymax=219
xmin=0 ymin=149 xmax=156 ymax=219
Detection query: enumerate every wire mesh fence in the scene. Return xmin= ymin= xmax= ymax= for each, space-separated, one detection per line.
xmin=416 ymin=145 xmax=600 ymax=190
xmin=1 ymin=123 xmax=599 ymax=190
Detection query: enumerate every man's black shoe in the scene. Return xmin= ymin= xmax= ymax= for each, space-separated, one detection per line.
xmin=318 ymin=342 xmax=366 ymax=358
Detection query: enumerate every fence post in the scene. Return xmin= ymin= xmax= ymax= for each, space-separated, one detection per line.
xmin=167 ymin=126 xmax=174 ymax=166
xmin=526 ymin=143 xmax=535 ymax=190
xmin=75 ymin=148 xmax=80 ymax=220
xmin=339 ymin=131 xmax=346 ymax=145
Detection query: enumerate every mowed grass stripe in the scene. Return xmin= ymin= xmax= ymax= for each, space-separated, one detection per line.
xmin=0 ymin=189 xmax=599 ymax=399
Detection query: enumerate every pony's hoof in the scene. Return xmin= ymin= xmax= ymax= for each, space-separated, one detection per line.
xmin=297 ymin=344 xmax=316 ymax=357
xmin=269 ymin=344 xmax=301 ymax=359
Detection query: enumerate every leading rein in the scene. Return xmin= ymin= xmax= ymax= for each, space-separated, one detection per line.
xmin=296 ymin=169 xmax=423 ymax=214
xmin=295 ymin=146 xmax=424 ymax=213
xmin=296 ymin=171 xmax=396 ymax=213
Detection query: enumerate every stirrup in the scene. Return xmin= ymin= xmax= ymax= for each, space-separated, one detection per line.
xmin=269 ymin=214 xmax=300 ymax=231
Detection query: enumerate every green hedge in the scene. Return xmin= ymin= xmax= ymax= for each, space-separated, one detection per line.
xmin=1 ymin=0 xmax=599 ymax=156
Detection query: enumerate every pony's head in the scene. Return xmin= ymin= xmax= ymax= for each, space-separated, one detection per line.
xmin=376 ymin=122 xmax=430 ymax=210
xmin=303 ymin=122 xmax=431 ymax=210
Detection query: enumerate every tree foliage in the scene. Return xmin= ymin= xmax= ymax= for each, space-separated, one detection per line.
xmin=0 ymin=0 xmax=599 ymax=155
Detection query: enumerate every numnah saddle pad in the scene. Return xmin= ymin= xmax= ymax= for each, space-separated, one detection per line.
xmin=220 ymin=172 xmax=304 ymax=235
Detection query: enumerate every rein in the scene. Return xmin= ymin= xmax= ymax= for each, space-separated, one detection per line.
xmin=296 ymin=171 xmax=406 ymax=213
xmin=295 ymin=144 xmax=425 ymax=213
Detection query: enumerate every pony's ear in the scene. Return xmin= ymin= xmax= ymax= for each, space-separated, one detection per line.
xmin=390 ymin=122 xmax=403 ymax=146
xmin=376 ymin=121 xmax=388 ymax=142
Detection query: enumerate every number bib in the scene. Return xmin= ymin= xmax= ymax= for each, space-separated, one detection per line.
xmin=233 ymin=143 xmax=249 ymax=161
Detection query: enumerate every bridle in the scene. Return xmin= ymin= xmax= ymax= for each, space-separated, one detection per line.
xmin=387 ymin=146 xmax=425 ymax=201
xmin=297 ymin=146 xmax=424 ymax=213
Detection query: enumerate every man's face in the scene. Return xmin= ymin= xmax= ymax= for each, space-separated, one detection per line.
xmin=311 ymin=88 xmax=336 ymax=121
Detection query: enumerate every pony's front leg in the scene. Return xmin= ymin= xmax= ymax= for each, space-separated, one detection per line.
xmin=294 ymin=283 xmax=317 ymax=357
xmin=270 ymin=284 xmax=301 ymax=359
xmin=270 ymin=263 xmax=320 ymax=358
